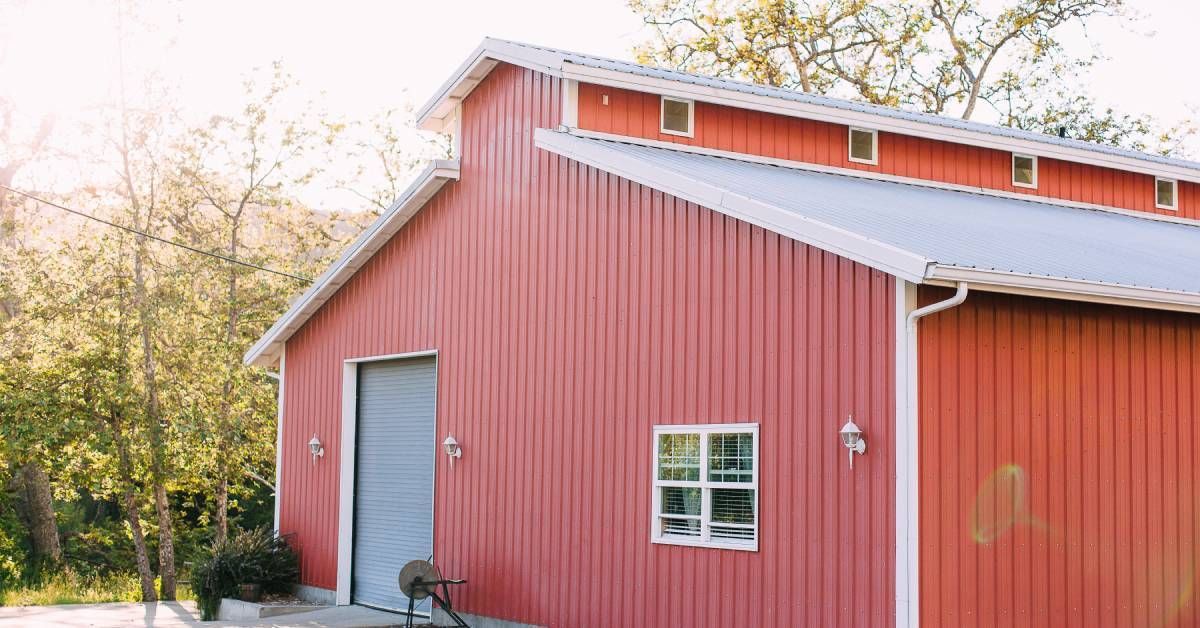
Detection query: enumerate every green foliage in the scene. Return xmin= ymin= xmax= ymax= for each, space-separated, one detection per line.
xmin=631 ymin=0 xmax=1193 ymax=154
xmin=0 ymin=488 xmax=27 ymax=590
xmin=191 ymin=528 xmax=298 ymax=620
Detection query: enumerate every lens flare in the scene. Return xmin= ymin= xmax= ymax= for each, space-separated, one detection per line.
xmin=971 ymin=464 xmax=1050 ymax=544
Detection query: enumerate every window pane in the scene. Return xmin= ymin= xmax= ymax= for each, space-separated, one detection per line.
xmin=661 ymin=486 xmax=701 ymax=516
xmin=1013 ymin=155 xmax=1035 ymax=185
xmin=711 ymin=489 xmax=754 ymax=524
xmin=658 ymin=433 xmax=700 ymax=481
xmin=708 ymin=432 xmax=753 ymax=482
xmin=850 ymin=129 xmax=874 ymax=162
xmin=1158 ymin=179 xmax=1175 ymax=207
xmin=662 ymin=98 xmax=690 ymax=134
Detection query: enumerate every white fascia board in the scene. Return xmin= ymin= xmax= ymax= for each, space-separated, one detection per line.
xmin=534 ymin=128 xmax=931 ymax=282
xmin=417 ymin=39 xmax=566 ymax=132
xmin=927 ymin=265 xmax=1200 ymax=314
xmin=569 ymin=128 xmax=1200 ymax=228
xmin=561 ymin=63 xmax=1200 ymax=185
xmin=243 ymin=160 xmax=461 ymax=368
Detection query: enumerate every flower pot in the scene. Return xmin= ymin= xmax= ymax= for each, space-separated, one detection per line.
xmin=238 ymin=583 xmax=262 ymax=603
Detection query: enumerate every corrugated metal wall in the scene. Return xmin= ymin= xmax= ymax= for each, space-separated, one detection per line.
xmin=577 ymin=83 xmax=1196 ymax=221
xmin=918 ymin=286 xmax=1200 ymax=627
xmin=279 ymin=63 xmax=897 ymax=626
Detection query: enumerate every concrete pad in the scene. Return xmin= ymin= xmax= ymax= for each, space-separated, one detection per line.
xmin=0 ymin=601 xmax=420 ymax=627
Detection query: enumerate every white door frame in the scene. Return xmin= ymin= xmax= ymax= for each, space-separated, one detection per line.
xmin=335 ymin=349 xmax=439 ymax=606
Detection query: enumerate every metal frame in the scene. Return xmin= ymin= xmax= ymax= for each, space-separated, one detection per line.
xmin=650 ymin=423 xmax=760 ymax=552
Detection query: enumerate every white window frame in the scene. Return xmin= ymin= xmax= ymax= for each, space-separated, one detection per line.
xmin=659 ymin=96 xmax=695 ymax=138
xmin=1156 ymin=177 xmax=1178 ymax=210
xmin=651 ymin=423 xmax=759 ymax=551
xmin=1012 ymin=153 xmax=1038 ymax=189
xmin=848 ymin=127 xmax=878 ymax=165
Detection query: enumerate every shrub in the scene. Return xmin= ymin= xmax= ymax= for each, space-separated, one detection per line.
xmin=191 ymin=528 xmax=298 ymax=620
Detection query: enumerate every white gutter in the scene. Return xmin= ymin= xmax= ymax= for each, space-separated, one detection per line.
xmin=896 ymin=281 xmax=968 ymax=628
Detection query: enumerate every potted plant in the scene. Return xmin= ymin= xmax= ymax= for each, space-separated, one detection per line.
xmin=193 ymin=527 xmax=299 ymax=620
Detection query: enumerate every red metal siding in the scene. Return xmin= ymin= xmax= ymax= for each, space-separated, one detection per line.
xmin=918 ymin=286 xmax=1200 ymax=627
xmin=578 ymin=83 xmax=1197 ymax=221
xmin=279 ymin=63 xmax=897 ymax=626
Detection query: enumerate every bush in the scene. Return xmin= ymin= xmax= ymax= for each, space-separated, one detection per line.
xmin=191 ymin=528 xmax=298 ymax=620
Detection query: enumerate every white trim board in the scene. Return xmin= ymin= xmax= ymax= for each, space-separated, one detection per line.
xmin=272 ymin=347 xmax=286 ymax=533
xmin=244 ymin=161 xmax=460 ymax=368
xmin=534 ymin=128 xmax=932 ymax=283
xmin=537 ymin=128 xmax=1200 ymax=316
xmin=894 ymin=281 xmax=918 ymax=628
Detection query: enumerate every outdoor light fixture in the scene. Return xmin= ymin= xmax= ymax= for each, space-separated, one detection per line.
xmin=443 ymin=435 xmax=462 ymax=468
xmin=308 ymin=434 xmax=325 ymax=464
xmin=839 ymin=417 xmax=866 ymax=469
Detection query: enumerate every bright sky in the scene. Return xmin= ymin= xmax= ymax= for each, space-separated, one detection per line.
xmin=3 ymin=0 xmax=1198 ymax=201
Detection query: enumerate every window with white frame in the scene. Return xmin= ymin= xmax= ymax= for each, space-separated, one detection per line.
xmin=660 ymin=96 xmax=694 ymax=137
xmin=652 ymin=424 xmax=758 ymax=550
xmin=1012 ymin=153 xmax=1038 ymax=188
xmin=1156 ymin=177 xmax=1178 ymax=210
xmin=848 ymin=127 xmax=878 ymax=164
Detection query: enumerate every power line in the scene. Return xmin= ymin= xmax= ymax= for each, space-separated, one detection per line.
xmin=0 ymin=185 xmax=313 ymax=284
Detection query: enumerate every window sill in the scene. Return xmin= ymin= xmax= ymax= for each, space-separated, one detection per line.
xmin=652 ymin=536 xmax=758 ymax=552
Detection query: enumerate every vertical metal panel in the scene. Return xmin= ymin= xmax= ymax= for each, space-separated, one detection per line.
xmin=577 ymin=83 xmax=1196 ymax=221
xmin=351 ymin=357 xmax=437 ymax=612
xmin=918 ymin=286 xmax=1200 ymax=627
xmin=279 ymin=64 xmax=896 ymax=626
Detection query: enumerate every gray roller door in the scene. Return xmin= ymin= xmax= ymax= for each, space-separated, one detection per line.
xmin=352 ymin=356 xmax=437 ymax=612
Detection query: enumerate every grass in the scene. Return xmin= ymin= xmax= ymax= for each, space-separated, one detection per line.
xmin=0 ymin=570 xmax=194 ymax=607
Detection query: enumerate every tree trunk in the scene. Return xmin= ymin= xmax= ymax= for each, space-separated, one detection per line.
xmin=14 ymin=462 xmax=61 ymax=567
xmin=214 ymin=477 xmax=229 ymax=543
xmin=154 ymin=484 xmax=175 ymax=599
xmin=114 ymin=435 xmax=156 ymax=602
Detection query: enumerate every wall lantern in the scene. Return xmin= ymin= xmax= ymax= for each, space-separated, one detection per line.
xmin=839 ymin=417 xmax=866 ymax=469
xmin=443 ymin=435 xmax=462 ymax=468
xmin=308 ymin=434 xmax=325 ymax=464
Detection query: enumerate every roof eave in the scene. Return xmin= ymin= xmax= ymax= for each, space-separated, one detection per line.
xmin=243 ymin=159 xmax=461 ymax=368
xmin=926 ymin=265 xmax=1200 ymax=315
xmin=416 ymin=38 xmax=566 ymax=133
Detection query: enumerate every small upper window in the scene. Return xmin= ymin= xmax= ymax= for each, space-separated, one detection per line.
xmin=1156 ymin=177 xmax=1178 ymax=210
xmin=848 ymin=127 xmax=878 ymax=165
xmin=660 ymin=96 xmax=694 ymax=137
xmin=652 ymin=423 xmax=758 ymax=551
xmin=1012 ymin=154 xmax=1037 ymax=188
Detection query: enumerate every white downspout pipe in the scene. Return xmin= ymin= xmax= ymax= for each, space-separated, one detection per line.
xmin=897 ymin=281 xmax=968 ymax=628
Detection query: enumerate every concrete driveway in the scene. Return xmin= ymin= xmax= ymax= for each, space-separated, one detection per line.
xmin=0 ymin=601 xmax=415 ymax=627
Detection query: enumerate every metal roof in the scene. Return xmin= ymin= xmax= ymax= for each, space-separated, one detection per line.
xmin=418 ymin=37 xmax=1200 ymax=179
xmin=535 ymin=130 xmax=1200 ymax=307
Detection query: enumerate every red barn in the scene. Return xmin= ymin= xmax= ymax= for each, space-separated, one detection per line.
xmin=246 ymin=38 xmax=1200 ymax=627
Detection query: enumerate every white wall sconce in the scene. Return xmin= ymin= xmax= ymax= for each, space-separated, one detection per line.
xmin=839 ymin=417 xmax=866 ymax=469
xmin=443 ymin=435 xmax=462 ymax=468
xmin=308 ymin=434 xmax=325 ymax=465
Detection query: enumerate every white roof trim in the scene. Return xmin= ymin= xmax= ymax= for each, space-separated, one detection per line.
xmin=567 ymin=127 xmax=1200 ymax=229
xmin=927 ymin=266 xmax=1200 ymax=315
xmin=539 ymin=129 xmax=1200 ymax=315
xmin=534 ymin=127 xmax=932 ymax=282
xmin=244 ymin=160 xmax=461 ymax=367
xmin=418 ymin=38 xmax=1200 ymax=183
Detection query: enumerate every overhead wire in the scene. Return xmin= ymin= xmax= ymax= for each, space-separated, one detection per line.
xmin=0 ymin=184 xmax=313 ymax=284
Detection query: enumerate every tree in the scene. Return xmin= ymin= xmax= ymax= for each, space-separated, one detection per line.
xmin=630 ymin=0 xmax=1190 ymax=153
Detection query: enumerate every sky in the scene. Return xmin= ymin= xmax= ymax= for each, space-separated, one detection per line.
xmin=2 ymin=0 xmax=1199 ymax=202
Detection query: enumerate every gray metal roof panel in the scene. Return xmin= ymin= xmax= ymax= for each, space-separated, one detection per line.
xmin=491 ymin=38 xmax=1200 ymax=174
xmin=562 ymin=133 xmax=1200 ymax=294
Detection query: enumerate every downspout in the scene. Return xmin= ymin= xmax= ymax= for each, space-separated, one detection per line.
xmin=897 ymin=281 xmax=968 ymax=628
